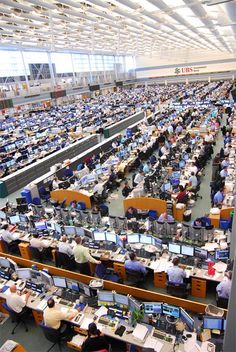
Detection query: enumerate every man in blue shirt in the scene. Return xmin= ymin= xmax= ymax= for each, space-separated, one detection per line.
xmin=216 ymin=271 xmax=232 ymax=299
xmin=167 ymin=257 xmax=186 ymax=284
xmin=124 ymin=252 xmax=147 ymax=275
xmin=220 ymin=166 xmax=228 ymax=179
xmin=143 ymin=161 xmax=151 ymax=174
xmin=158 ymin=212 xmax=174 ymax=222
xmin=213 ymin=188 xmax=224 ymax=207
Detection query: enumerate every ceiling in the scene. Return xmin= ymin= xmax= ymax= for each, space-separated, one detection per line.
xmin=0 ymin=0 xmax=236 ymax=56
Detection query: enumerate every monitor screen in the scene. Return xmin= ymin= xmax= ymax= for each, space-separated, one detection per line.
xmin=153 ymin=237 xmax=162 ymax=247
xmin=183 ymin=153 xmax=189 ymax=161
xmin=105 ymin=232 xmax=117 ymax=243
xmin=215 ymin=249 xmax=229 ymax=261
xmin=0 ymin=210 xmax=6 ymax=220
xmin=172 ymin=171 xmax=181 ymax=179
xmin=168 ymin=243 xmax=181 ymax=254
xmin=52 ymin=276 xmax=67 ymax=288
xmin=223 ymin=319 xmax=227 ymax=331
xmin=19 ymin=215 xmax=28 ymax=223
xmin=40 ymin=271 xmax=53 ymax=286
xmin=114 ymin=293 xmax=129 ymax=306
xmin=140 ymin=235 xmax=152 ymax=244
xmin=129 ymin=296 xmax=141 ymax=312
xmin=46 ymin=222 xmax=55 ymax=231
xmin=203 ymin=317 xmax=223 ymax=330
xmin=75 ymin=227 xmax=85 ymax=236
xmin=93 ymin=231 xmax=106 ymax=241
xmin=179 ymin=160 xmax=185 ymax=168
xmin=80 ymin=175 xmax=88 ymax=185
xmin=87 ymin=174 xmax=96 ymax=183
xmin=0 ymin=258 xmax=11 ymax=268
xmin=127 ymin=234 xmax=140 ymax=243
xmin=180 ymin=308 xmax=194 ymax=331
xmin=143 ymin=302 xmax=162 ymax=315
xmin=181 ymin=245 xmax=194 ymax=257
xmin=97 ymin=290 xmax=114 ymax=303
xmin=64 ymin=226 xmax=76 ymax=236
xmin=162 ymin=303 xmax=180 ymax=318
xmin=16 ymin=268 xmax=32 ymax=280
xmin=9 ymin=215 xmax=21 ymax=225
xmin=66 ymin=279 xmax=80 ymax=292
xmin=194 ymin=247 xmax=208 ymax=260
xmin=164 ymin=182 xmax=171 ymax=192
xmin=35 ymin=221 xmax=47 ymax=231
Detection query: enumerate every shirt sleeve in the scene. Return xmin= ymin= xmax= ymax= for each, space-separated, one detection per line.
xmin=84 ymin=247 xmax=99 ymax=264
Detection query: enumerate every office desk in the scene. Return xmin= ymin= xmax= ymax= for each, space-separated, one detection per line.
xmin=50 ymin=189 xmax=92 ymax=208
xmin=209 ymin=207 xmax=234 ymax=228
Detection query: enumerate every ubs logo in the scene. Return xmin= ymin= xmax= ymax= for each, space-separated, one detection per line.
xmin=174 ymin=67 xmax=180 ymax=74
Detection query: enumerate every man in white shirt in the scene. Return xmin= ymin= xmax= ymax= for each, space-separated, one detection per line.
xmin=204 ymin=131 xmax=214 ymax=144
xmin=93 ymin=180 xmax=104 ymax=195
xmin=6 ymin=284 xmax=30 ymax=313
xmin=187 ymin=172 xmax=198 ymax=191
xmin=58 ymin=236 xmax=73 ymax=257
xmin=1 ymin=224 xmax=21 ymax=244
xmin=133 ymin=171 xmax=144 ymax=187
xmin=30 ymin=233 xmax=53 ymax=252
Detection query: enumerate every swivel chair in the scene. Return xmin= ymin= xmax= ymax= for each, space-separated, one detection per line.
xmin=124 ymin=268 xmax=146 ymax=288
xmin=2 ymin=303 xmax=29 ymax=334
xmin=55 ymin=251 xmax=76 ymax=270
xmin=39 ymin=323 xmax=64 ymax=352
xmin=95 ymin=263 xmax=120 ymax=283
xmin=216 ymin=295 xmax=229 ymax=309
xmin=166 ymin=282 xmax=189 ymax=298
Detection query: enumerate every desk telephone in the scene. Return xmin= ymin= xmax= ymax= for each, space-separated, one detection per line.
xmin=16 ymin=280 xmax=26 ymax=290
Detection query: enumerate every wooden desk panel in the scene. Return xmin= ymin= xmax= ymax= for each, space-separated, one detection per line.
xmin=18 ymin=243 xmax=31 ymax=260
xmin=50 ymin=189 xmax=92 ymax=208
xmin=123 ymin=197 xmax=167 ymax=216
xmin=220 ymin=207 xmax=234 ymax=219
xmin=0 ymin=240 xmax=6 ymax=253
xmin=209 ymin=214 xmax=220 ymax=228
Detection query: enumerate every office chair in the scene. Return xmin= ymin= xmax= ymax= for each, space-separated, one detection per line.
xmin=216 ymin=295 xmax=229 ymax=309
xmin=166 ymin=282 xmax=189 ymax=298
xmin=99 ymin=204 xmax=109 ymax=216
xmin=29 ymin=246 xmax=43 ymax=263
xmin=39 ymin=323 xmax=64 ymax=352
xmin=2 ymin=240 xmax=20 ymax=255
xmin=124 ymin=269 xmax=146 ymax=288
xmin=55 ymin=251 xmax=76 ymax=270
xmin=95 ymin=263 xmax=120 ymax=283
xmin=2 ymin=303 xmax=29 ymax=334
xmin=38 ymin=186 xmax=50 ymax=204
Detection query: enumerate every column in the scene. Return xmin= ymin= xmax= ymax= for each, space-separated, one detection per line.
xmin=47 ymin=52 xmax=56 ymax=89
xmin=20 ymin=50 xmax=30 ymax=91
xmin=70 ymin=53 xmax=76 ymax=86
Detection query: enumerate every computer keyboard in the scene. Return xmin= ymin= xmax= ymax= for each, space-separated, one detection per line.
xmin=61 ymin=291 xmax=79 ymax=302
xmin=59 ymin=299 xmax=74 ymax=307
xmin=98 ymin=317 xmax=110 ymax=326
xmin=153 ymin=329 xmax=173 ymax=343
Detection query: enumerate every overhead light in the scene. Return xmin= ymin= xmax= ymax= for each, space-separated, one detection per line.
xmin=202 ymin=0 xmax=233 ymax=6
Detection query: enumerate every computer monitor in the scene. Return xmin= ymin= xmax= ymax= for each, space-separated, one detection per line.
xmin=172 ymin=171 xmax=181 ymax=179
xmin=194 ymin=247 xmax=208 ymax=260
xmin=223 ymin=319 xmax=227 ymax=331
xmin=164 ymin=182 xmax=171 ymax=192
xmin=52 ymin=276 xmax=67 ymax=288
xmin=0 ymin=257 xmax=11 ymax=268
xmin=168 ymin=243 xmax=181 ymax=254
xmin=16 ymin=268 xmax=32 ymax=280
xmin=181 ymin=245 xmax=194 ymax=257
xmin=9 ymin=215 xmax=21 ymax=225
xmin=19 ymin=215 xmax=28 ymax=223
xmin=140 ymin=235 xmax=153 ymax=245
xmin=117 ymin=235 xmax=124 ymax=248
xmin=215 ymin=249 xmax=229 ymax=261
xmin=129 ymin=296 xmax=141 ymax=312
xmin=111 ymin=158 xmax=120 ymax=165
xmin=127 ymin=234 xmax=140 ymax=244
xmin=64 ymin=226 xmax=76 ymax=236
xmin=80 ymin=175 xmax=88 ymax=185
xmin=66 ymin=279 xmax=80 ymax=292
xmin=87 ymin=174 xmax=96 ymax=183
xmin=93 ymin=231 xmax=106 ymax=241
xmin=75 ymin=227 xmax=85 ymax=236
xmin=114 ymin=293 xmax=129 ymax=307
xmin=46 ymin=222 xmax=55 ymax=231
xmin=97 ymin=290 xmax=114 ymax=304
xmin=79 ymin=283 xmax=92 ymax=297
xmin=40 ymin=271 xmax=53 ymax=287
xmin=0 ymin=210 xmax=6 ymax=220
xmin=179 ymin=160 xmax=185 ymax=168
xmin=180 ymin=308 xmax=194 ymax=331
xmin=182 ymin=223 xmax=190 ymax=239
xmin=203 ymin=317 xmax=223 ymax=330
xmin=152 ymin=237 xmax=162 ymax=247
xmin=16 ymin=197 xmax=27 ymax=205
xmin=105 ymin=232 xmax=117 ymax=243
xmin=183 ymin=153 xmax=189 ymax=161
xmin=35 ymin=221 xmax=47 ymax=231
xmin=143 ymin=302 xmax=162 ymax=315
xmin=162 ymin=303 xmax=180 ymax=318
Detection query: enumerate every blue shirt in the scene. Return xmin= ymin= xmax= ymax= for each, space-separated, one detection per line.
xmin=158 ymin=214 xmax=174 ymax=222
xmin=124 ymin=260 xmax=147 ymax=274
xmin=213 ymin=191 xmax=224 ymax=205
xmin=143 ymin=164 xmax=150 ymax=174
xmin=216 ymin=278 xmax=231 ymax=299
xmin=167 ymin=266 xmax=186 ymax=284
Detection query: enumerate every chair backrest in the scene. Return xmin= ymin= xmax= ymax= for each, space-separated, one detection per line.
xmin=39 ymin=323 xmax=61 ymax=343
xmin=2 ymin=303 xmax=18 ymax=318
xmin=167 ymin=282 xmax=188 ymax=298
xmin=95 ymin=263 xmax=106 ymax=279
xmin=216 ymin=296 xmax=229 ymax=309
xmin=29 ymin=246 xmax=43 ymax=262
xmin=55 ymin=251 xmax=73 ymax=269
xmin=125 ymin=268 xmax=143 ymax=283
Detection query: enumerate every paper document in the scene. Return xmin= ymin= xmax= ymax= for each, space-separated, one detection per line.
xmin=37 ymin=300 xmax=47 ymax=311
xmin=144 ymin=336 xmax=163 ymax=352
xmin=80 ymin=317 xmax=94 ymax=330
xmin=94 ymin=306 xmax=108 ymax=318
xmin=71 ymin=334 xmax=86 ymax=347
xmin=60 ymin=307 xmax=69 ymax=314
xmin=132 ymin=323 xmax=148 ymax=341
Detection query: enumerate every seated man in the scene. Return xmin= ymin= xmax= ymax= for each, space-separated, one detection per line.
xmin=167 ymin=257 xmax=186 ymax=284
xmin=216 ymin=271 xmax=232 ymax=299
xmin=63 ymin=166 xmax=73 ymax=178
xmin=43 ymin=298 xmax=77 ymax=336
xmin=122 ymin=181 xmax=132 ymax=198
xmin=1 ymin=224 xmax=22 ymax=248
xmin=175 ymin=185 xmax=188 ymax=204
xmin=187 ymin=172 xmax=198 ymax=191
xmin=58 ymin=235 xmax=74 ymax=258
xmin=124 ymin=252 xmax=147 ymax=276
xmin=93 ymin=180 xmax=104 ymax=202
xmin=6 ymin=284 xmax=31 ymax=314
xmin=213 ymin=188 xmax=224 ymax=207
xmin=158 ymin=212 xmax=174 ymax=222
xmin=125 ymin=206 xmax=138 ymax=220
xmin=30 ymin=233 xmax=53 ymax=260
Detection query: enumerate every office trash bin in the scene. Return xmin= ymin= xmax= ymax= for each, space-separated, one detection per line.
xmin=21 ymin=189 xmax=32 ymax=204
xmin=183 ymin=210 xmax=191 ymax=222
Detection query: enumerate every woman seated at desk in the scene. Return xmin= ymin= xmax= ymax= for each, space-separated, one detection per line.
xmin=175 ymin=185 xmax=189 ymax=204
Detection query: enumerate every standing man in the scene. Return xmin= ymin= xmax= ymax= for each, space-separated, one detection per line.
xmin=73 ymin=236 xmax=101 ymax=275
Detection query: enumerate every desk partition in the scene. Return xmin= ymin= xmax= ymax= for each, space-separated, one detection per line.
xmin=1 ymin=135 xmax=99 ymax=197
xmin=103 ymin=111 xmax=144 ymax=138
xmin=124 ymin=197 xmax=167 ymax=216
xmin=0 ymin=251 xmax=225 ymax=315
xmin=50 ymin=189 xmax=92 ymax=208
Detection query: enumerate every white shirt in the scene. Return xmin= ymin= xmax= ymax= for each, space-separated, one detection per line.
xmin=52 ymin=180 xmax=59 ymax=190
xmin=205 ymin=134 xmax=214 ymax=142
xmin=30 ymin=237 xmax=50 ymax=251
xmin=6 ymin=292 xmax=26 ymax=313
xmin=134 ymin=173 xmax=144 ymax=185
xmin=93 ymin=183 xmax=104 ymax=195
xmin=1 ymin=230 xmax=19 ymax=244
xmin=58 ymin=242 xmax=73 ymax=257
